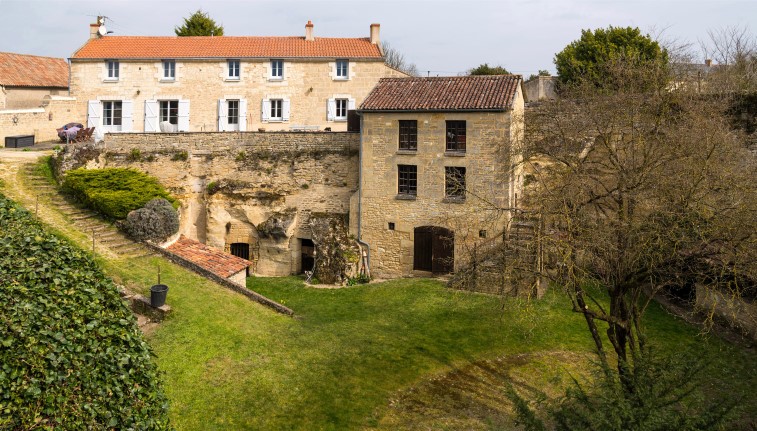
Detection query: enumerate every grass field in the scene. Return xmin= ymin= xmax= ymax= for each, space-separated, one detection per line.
xmin=3 ymin=157 xmax=754 ymax=430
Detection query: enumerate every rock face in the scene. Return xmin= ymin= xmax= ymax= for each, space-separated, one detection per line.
xmin=57 ymin=132 xmax=360 ymax=276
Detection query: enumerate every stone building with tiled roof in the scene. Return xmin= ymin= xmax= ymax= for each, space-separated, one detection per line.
xmin=70 ymin=19 xmax=406 ymax=134
xmin=357 ymin=75 xmax=525 ymax=277
xmin=0 ymin=52 xmax=68 ymax=109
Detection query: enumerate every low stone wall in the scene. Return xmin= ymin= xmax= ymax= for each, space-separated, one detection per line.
xmin=696 ymin=285 xmax=757 ymax=340
xmin=0 ymin=96 xmax=80 ymax=144
xmin=58 ymin=131 xmax=360 ymax=277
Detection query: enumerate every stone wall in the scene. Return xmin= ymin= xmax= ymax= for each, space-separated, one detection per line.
xmin=60 ymin=131 xmax=359 ymax=276
xmin=359 ymin=106 xmax=524 ymax=278
xmin=0 ymin=96 xmax=79 ymax=144
xmin=70 ymin=58 xmax=406 ymax=133
xmin=523 ymin=76 xmax=557 ymax=103
xmin=1 ymin=87 xmax=68 ymax=109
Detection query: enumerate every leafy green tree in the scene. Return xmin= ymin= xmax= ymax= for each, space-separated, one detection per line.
xmin=175 ymin=9 xmax=224 ymax=36
xmin=468 ymin=63 xmax=510 ymax=75
xmin=554 ymin=26 xmax=668 ymax=89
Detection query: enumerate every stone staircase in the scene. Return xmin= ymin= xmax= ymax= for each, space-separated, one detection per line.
xmin=448 ymin=213 xmax=544 ymax=297
xmin=22 ymin=165 xmax=156 ymax=260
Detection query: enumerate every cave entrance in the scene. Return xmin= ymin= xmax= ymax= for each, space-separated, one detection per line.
xmin=300 ymin=238 xmax=315 ymax=273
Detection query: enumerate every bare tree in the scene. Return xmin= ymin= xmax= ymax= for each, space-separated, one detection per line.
xmin=381 ymin=41 xmax=419 ymax=76
xmin=526 ymin=61 xmax=757 ymax=388
xmin=700 ymin=26 xmax=757 ymax=93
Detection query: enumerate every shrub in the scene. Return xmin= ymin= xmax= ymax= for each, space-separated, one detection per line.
xmin=121 ymin=198 xmax=179 ymax=242
xmin=62 ymin=168 xmax=175 ymax=219
xmin=127 ymin=148 xmax=142 ymax=161
xmin=171 ymin=150 xmax=188 ymax=161
xmin=0 ymin=193 xmax=171 ymax=429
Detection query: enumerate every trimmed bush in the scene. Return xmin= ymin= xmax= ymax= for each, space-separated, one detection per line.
xmin=121 ymin=198 xmax=180 ymax=242
xmin=62 ymin=168 xmax=175 ymax=219
xmin=0 ymin=193 xmax=171 ymax=430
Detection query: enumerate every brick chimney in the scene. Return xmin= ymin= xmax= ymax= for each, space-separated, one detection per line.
xmin=370 ymin=23 xmax=380 ymax=45
xmin=89 ymin=17 xmax=101 ymax=40
xmin=305 ymin=20 xmax=314 ymax=41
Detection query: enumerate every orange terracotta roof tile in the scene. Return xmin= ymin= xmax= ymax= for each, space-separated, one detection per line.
xmin=0 ymin=52 xmax=68 ymax=88
xmin=72 ymin=36 xmax=382 ymax=59
xmin=359 ymin=75 xmax=522 ymax=112
xmin=167 ymin=235 xmax=250 ymax=279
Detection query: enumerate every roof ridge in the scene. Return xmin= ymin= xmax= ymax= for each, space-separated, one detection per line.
xmin=0 ymin=51 xmax=67 ymax=61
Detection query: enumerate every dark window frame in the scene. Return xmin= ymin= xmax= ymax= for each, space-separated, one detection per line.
xmin=446 ymin=120 xmax=467 ymax=152
xmin=445 ymin=166 xmax=466 ymax=198
xmin=399 ymin=120 xmax=418 ymax=151
xmin=398 ymin=164 xmax=418 ymax=196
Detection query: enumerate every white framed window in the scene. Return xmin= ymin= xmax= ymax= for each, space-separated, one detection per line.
xmin=218 ymin=98 xmax=247 ymax=132
xmin=335 ymin=59 xmax=349 ymax=79
xmin=103 ymin=101 xmax=122 ymax=126
xmin=261 ymin=97 xmax=290 ymax=123
xmin=327 ymin=96 xmax=355 ymax=121
xmin=270 ymin=59 xmax=284 ymax=80
xmin=105 ymin=60 xmax=119 ymax=81
xmin=227 ymin=59 xmax=240 ymax=80
xmin=228 ymin=100 xmax=240 ymax=125
xmin=90 ymin=99 xmax=132 ymax=133
xmin=162 ymin=60 xmax=175 ymax=80
xmin=160 ymin=100 xmax=179 ymax=125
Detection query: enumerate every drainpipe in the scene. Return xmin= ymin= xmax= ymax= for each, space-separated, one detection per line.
xmin=356 ymin=111 xmax=371 ymax=277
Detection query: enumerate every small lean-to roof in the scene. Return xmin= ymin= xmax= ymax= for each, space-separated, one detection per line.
xmin=0 ymin=52 xmax=68 ymax=88
xmin=359 ymin=75 xmax=522 ymax=112
xmin=71 ymin=36 xmax=383 ymax=60
xmin=167 ymin=235 xmax=251 ymax=279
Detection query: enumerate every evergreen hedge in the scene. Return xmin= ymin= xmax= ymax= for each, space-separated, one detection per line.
xmin=0 ymin=194 xmax=171 ymax=430
xmin=62 ymin=168 xmax=175 ymax=219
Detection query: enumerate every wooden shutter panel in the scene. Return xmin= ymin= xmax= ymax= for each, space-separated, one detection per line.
xmin=87 ymin=100 xmax=101 ymax=129
xmin=218 ymin=99 xmax=227 ymax=131
xmin=282 ymin=99 xmax=291 ymax=122
xmin=178 ymin=100 xmax=190 ymax=131
xmin=121 ymin=100 xmax=133 ymax=132
xmin=144 ymin=100 xmax=159 ymax=132
xmin=239 ymin=99 xmax=248 ymax=131
xmin=327 ymin=98 xmax=335 ymax=121
xmin=261 ymin=99 xmax=270 ymax=122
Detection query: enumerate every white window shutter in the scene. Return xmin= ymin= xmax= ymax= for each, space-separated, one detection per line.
xmin=178 ymin=100 xmax=190 ymax=131
xmin=327 ymin=98 xmax=335 ymax=121
xmin=348 ymin=98 xmax=356 ymax=111
xmin=239 ymin=99 xmax=248 ymax=131
xmin=121 ymin=100 xmax=133 ymax=132
xmin=218 ymin=99 xmax=227 ymax=131
xmin=282 ymin=98 xmax=291 ymax=122
xmin=87 ymin=100 xmax=101 ymax=129
xmin=261 ymin=99 xmax=271 ymax=122
xmin=144 ymin=100 xmax=159 ymax=132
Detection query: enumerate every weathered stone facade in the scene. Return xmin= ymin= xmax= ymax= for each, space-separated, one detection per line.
xmin=358 ymin=90 xmax=525 ymax=278
xmin=61 ymin=132 xmax=359 ymax=276
xmin=0 ymin=96 xmax=78 ymax=143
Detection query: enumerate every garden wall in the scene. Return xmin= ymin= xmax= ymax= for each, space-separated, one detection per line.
xmin=59 ymin=131 xmax=360 ymax=276
xmin=0 ymin=96 xmax=80 ymax=144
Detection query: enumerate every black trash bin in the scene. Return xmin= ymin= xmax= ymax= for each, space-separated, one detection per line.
xmin=150 ymin=284 xmax=169 ymax=307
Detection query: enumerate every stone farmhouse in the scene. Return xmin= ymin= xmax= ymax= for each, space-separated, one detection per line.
xmin=357 ymin=76 xmax=525 ymax=278
xmin=58 ymin=20 xmax=526 ymax=281
xmin=69 ymin=20 xmax=406 ymax=137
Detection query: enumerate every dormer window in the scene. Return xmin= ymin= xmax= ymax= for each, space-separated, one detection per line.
xmin=106 ymin=60 xmax=119 ymax=81
xmin=227 ymin=59 xmax=240 ymax=80
xmin=270 ymin=59 xmax=284 ymax=80
xmin=335 ymin=59 xmax=349 ymax=79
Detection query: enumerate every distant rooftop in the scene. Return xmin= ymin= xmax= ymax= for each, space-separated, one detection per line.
xmin=0 ymin=52 xmax=68 ymax=88
xmin=359 ymin=75 xmax=522 ymax=112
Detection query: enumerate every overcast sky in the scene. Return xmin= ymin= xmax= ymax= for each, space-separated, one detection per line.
xmin=0 ymin=0 xmax=755 ymax=77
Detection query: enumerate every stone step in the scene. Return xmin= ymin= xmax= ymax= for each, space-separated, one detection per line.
xmin=71 ymin=213 xmax=97 ymax=222
xmin=110 ymin=239 xmax=137 ymax=249
xmin=116 ymin=244 xmax=145 ymax=256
